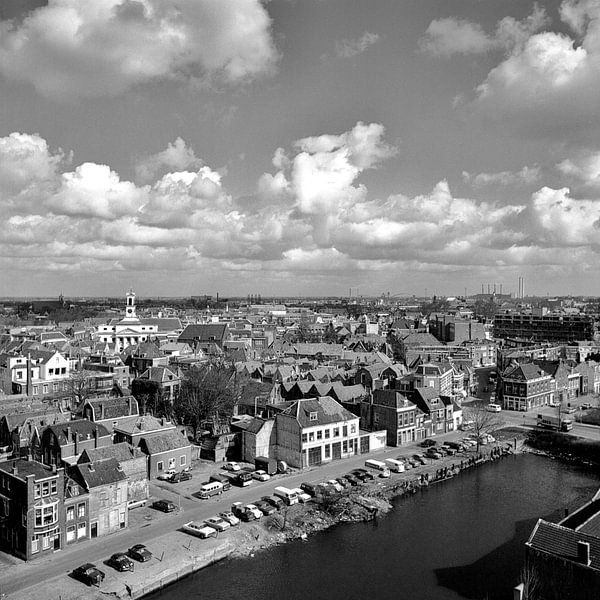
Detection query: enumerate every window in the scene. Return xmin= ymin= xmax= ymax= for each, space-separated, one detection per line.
xmin=180 ymin=455 xmax=186 ymax=466
xmin=48 ymin=369 xmax=54 ymax=376
xmin=43 ymin=384 xmax=48 ymax=394
xmin=157 ymin=461 xmax=164 ymax=472
xmin=342 ymin=425 xmax=348 ymax=437
xmin=66 ymin=506 xmax=74 ymax=521
xmin=324 ymin=429 xmax=330 ymax=439
xmin=66 ymin=525 xmax=75 ymax=542
xmin=308 ymin=432 xmax=315 ymax=442
xmin=333 ymin=427 xmax=339 ymax=437
xmin=77 ymin=522 xmax=86 ymax=539
xmin=50 ymin=480 xmax=57 ymax=495
xmin=301 ymin=433 xmax=307 ymax=443
xmin=168 ymin=457 xmax=176 ymax=469
xmin=42 ymin=482 xmax=49 ymax=496
xmin=350 ymin=424 xmax=356 ymax=434
xmin=324 ymin=445 xmax=330 ymax=459
xmin=77 ymin=503 xmax=85 ymax=518
xmin=35 ymin=503 xmax=58 ymax=527
xmin=342 ymin=440 xmax=348 ymax=453
xmin=316 ymin=430 xmax=322 ymax=440
xmin=42 ymin=535 xmax=50 ymax=550
xmin=309 ymin=412 xmax=318 ymax=422
xmin=31 ymin=536 xmax=39 ymax=554
xmin=53 ymin=383 xmax=58 ymax=392
xmin=34 ymin=484 xmax=41 ymax=499
xmin=33 ymin=385 xmax=38 ymax=395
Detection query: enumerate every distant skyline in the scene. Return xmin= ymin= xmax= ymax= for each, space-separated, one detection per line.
xmin=1 ymin=1 xmax=600 ymax=298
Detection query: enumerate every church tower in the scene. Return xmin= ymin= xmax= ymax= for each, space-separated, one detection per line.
xmin=123 ymin=289 xmax=139 ymax=322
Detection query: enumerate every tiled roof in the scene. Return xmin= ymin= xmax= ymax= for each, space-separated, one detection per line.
xmin=527 ymin=519 xmax=600 ymax=571
xmin=46 ymin=419 xmax=110 ymax=444
xmin=282 ymin=396 xmax=357 ymax=428
xmin=140 ymin=430 xmax=190 ymax=454
xmin=114 ymin=415 xmax=174 ymax=435
xmin=178 ymin=324 xmax=228 ymax=343
xmin=73 ymin=457 xmax=126 ymax=489
xmin=87 ymin=396 xmax=138 ymax=420
xmin=77 ymin=442 xmax=139 ymax=464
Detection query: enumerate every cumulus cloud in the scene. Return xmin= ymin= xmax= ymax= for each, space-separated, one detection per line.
xmin=556 ymin=151 xmax=600 ymax=188
xmin=420 ymin=5 xmax=549 ymax=57
xmin=466 ymin=0 xmax=600 ymax=138
xmin=335 ymin=32 xmax=380 ymax=59
xmin=462 ymin=166 xmax=541 ymax=187
xmin=135 ymin=138 xmax=203 ymax=183
xmin=1 ymin=127 xmax=600 ymax=288
xmin=0 ymin=0 xmax=278 ymax=100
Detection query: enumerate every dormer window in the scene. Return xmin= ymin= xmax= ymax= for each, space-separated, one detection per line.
xmin=309 ymin=412 xmax=318 ymax=421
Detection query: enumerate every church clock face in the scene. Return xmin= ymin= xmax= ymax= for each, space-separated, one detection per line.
xmin=127 ymin=308 xmax=133 ymax=315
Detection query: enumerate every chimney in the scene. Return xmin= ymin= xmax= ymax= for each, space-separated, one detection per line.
xmin=67 ymin=425 xmax=72 ymax=442
xmin=128 ymin=396 xmax=133 ymax=415
xmin=577 ymin=541 xmax=591 ymax=566
xmin=11 ymin=461 xmax=17 ymax=475
xmin=94 ymin=427 xmax=99 ymax=448
xmin=100 ymin=403 xmax=105 ymax=419
xmin=74 ymin=433 xmax=79 ymax=455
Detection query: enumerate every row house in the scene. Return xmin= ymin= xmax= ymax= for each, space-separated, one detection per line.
xmin=410 ymin=387 xmax=454 ymax=436
xmin=81 ymin=395 xmax=139 ymax=433
xmin=364 ymin=390 xmax=418 ymax=447
xmin=501 ymin=363 xmax=553 ymax=412
xmin=0 ymin=459 xmax=65 ymax=560
xmin=413 ymin=362 xmax=454 ymax=397
xmin=276 ymin=396 xmax=360 ymax=468
xmin=34 ymin=420 xmax=113 ymax=467
xmin=534 ymin=360 xmax=581 ymax=405
xmin=575 ymin=360 xmax=600 ymax=395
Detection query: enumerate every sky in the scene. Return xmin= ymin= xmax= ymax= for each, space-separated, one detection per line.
xmin=1 ymin=0 xmax=600 ymax=299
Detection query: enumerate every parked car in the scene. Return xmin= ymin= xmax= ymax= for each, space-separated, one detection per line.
xmin=262 ymin=495 xmax=285 ymax=509
xmin=182 ymin=521 xmax=218 ymax=539
xmin=231 ymin=502 xmax=255 ymax=522
xmin=425 ymin=448 xmax=442 ymax=459
xmin=420 ymin=438 xmax=436 ymax=448
xmin=223 ymin=462 xmax=241 ymax=472
xmin=107 ymin=552 xmax=134 ymax=572
xmin=169 ymin=471 xmax=192 ymax=483
xmin=254 ymin=500 xmax=277 ymax=515
xmin=411 ymin=454 xmax=427 ymax=466
xmin=351 ymin=468 xmax=374 ymax=481
xmin=344 ymin=473 xmax=360 ymax=486
xmin=444 ymin=441 xmax=465 ymax=451
xmin=252 ymin=470 xmax=271 ymax=482
xmin=128 ymin=544 xmax=152 ymax=562
xmin=157 ymin=469 xmax=178 ymax=481
xmin=300 ymin=482 xmax=320 ymax=496
xmin=73 ymin=563 xmax=105 ymax=586
xmin=582 ymin=402 xmax=592 ymax=409
xmin=396 ymin=456 xmax=411 ymax=469
xmin=152 ymin=499 xmax=177 ymax=513
xmin=290 ymin=488 xmax=312 ymax=503
xmin=326 ymin=479 xmax=344 ymax=492
xmin=245 ymin=504 xmax=263 ymax=519
xmin=204 ymin=516 xmax=231 ymax=532
xmin=336 ymin=477 xmax=351 ymax=488
xmin=219 ymin=511 xmax=241 ymax=527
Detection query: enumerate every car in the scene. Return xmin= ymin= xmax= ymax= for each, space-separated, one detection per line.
xmin=406 ymin=456 xmax=420 ymax=467
xmin=245 ymin=504 xmax=263 ymax=519
xmin=107 ymin=552 xmax=134 ymax=572
xmin=425 ymin=448 xmax=442 ymax=459
xmin=444 ymin=441 xmax=465 ymax=451
xmin=182 ymin=521 xmax=218 ymax=539
xmin=157 ymin=469 xmax=178 ymax=481
xmin=231 ymin=502 xmax=255 ymax=522
xmin=300 ymin=482 xmax=319 ymax=496
xmin=582 ymin=402 xmax=592 ymax=409
xmin=420 ymin=438 xmax=436 ymax=448
xmin=412 ymin=454 xmax=427 ymax=466
xmin=254 ymin=500 xmax=277 ymax=515
xmin=344 ymin=473 xmax=360 ymax=485
xmin=73 ymin=563 xmax=105 ymax=586
xmin=252 ymin=469 xmax=270 ymax=482
xmin=326 ymin=479 xmax=344 ymax=492
xmin=290 ymin=488 xmax=312 ymax=503
xmin=169 ymin=471 xmax=193 ymax=483
xmin=151 ymin=499 xmax=177 ymax=513
xmin=352 ymin=468 xmax=374 ymax=481
xmin=262 ymin=495 xmax=285 ymax=509
xmin=128 ymin=544 xmax=152 ymax=562
xmin=395 ymin=456 xmax=411 ymax=469
xmin=204 ymin=516 xmax=231 ymax=532
xmin=223 ymin=462 xmax=241 ymax=472
xmin=219 ymin=511 xmax=241 ymax=526
xmin=336 ymin=477 xmax=351 ymax=488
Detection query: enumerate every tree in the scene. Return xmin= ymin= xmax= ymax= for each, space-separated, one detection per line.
xmin=64 ymin=369 xmax=94 ymax=409
xmin=173 ymin=362 xmax=240 ymax=438
xmin=323 ymin=322 xmax=337 ymax=344
xmin=131 ymin=379 xmax=170 ymax=417
xmin=463 ymin=404 xmax=505 ymax=452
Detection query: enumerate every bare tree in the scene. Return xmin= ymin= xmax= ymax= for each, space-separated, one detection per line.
xmin=463 ymin=404 xmax=505 ymax=452
xmin=64 ymin=369 xmax=93 ymax=409
xmin=519 ymin=561 xmax=540 ymax=600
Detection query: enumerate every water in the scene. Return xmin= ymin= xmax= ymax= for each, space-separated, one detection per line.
xmin=148 ymin=455 xmax=600 ymax=600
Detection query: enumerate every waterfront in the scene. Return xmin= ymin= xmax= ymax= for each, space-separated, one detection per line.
xmin=147 ymin=454 xmax=600 ymax=600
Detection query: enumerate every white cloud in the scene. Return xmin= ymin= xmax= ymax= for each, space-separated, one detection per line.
xmin=335 ymin=32 xmax=380 ymax=59
xmin=420 ymin=5 xmax=548 ymax=57
xmin=0 ymin=0 xmax=278 ymax=100
xmin=462 ymin=166 xmax=541 ymax=186
xmin=135 ymin=137 xmax=203 ymax=183
xmin=557 ymin=151 xmax=600 ymax=188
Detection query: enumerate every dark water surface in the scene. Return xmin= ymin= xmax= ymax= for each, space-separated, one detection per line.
xmin=148 ymin=455 xmax=599 ymax=600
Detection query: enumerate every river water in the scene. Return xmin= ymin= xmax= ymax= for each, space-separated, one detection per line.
xmin=147 ymin=455 xmax=600 ymax=600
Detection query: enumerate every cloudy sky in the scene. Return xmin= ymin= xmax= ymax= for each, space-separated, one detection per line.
xmin=1 ymin=0 xmax=599 ymax=299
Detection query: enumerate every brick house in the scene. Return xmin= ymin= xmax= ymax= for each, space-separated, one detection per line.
xmin=0 ymin=459 xmax=65 ymax=560
xmin=138 ymin=430 xmax=191 ymax=479
xmin=364 ymin=389 xmax=418 ymax=447
xmin=410 ymin=387 xmax=454 ymax=436
xmin=275 ymin=396 xmax=360 ymax=468
xmin=63 ymin=476 xmax=89 ymax=547
xmin=81 ymin=395 xmax=139 ymax=433
xmin=501 ymin=362 xmax=553 ymax=411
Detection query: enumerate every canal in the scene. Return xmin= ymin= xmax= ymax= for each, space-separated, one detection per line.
xmin=147 ymin=454 xmax=600 ymax=600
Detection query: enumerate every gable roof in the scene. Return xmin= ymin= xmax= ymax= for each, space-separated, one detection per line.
xmin=72 ymin=457 xmax=126 ymax=489
xmin=139 ymin=429 xmax=190 ymax=454
xmin=178 ymin=324 xmax=228 ymax=344
xmin=281 ymin=396 xmax=357 ymax=428
xmin=46 ymin=419 xmax=110 ymax=444
xmin=114 ymin=415 xmax=175 ymax=435
xmin=86 ymin=396 xmax=138 ymax=420
xmin=78 ymin=442 xmax=140 ymax=464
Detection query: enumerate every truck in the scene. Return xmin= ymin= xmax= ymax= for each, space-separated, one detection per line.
xmin=254 ymin=456 xmax=277 ymax=476
xmin=537 ymin=414 xmax=573 ymax=432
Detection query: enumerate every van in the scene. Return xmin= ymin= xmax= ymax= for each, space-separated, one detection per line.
xmin=209 ymin=474 xmax=231 ymax=491
xmin=486 ymin=403 xmax=502 ymax=413
xmin=197 ymin=481 xmax=223 ymax=499
xmin=233 ymin=471 xmax=253 ymax=487
xmin=273 ymin=486 xmax=299 ymax=505
xmin=384 ymin=458 xmax=405 ymax=473
xmin=365 ymin=459 xmax=391 ymax=477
